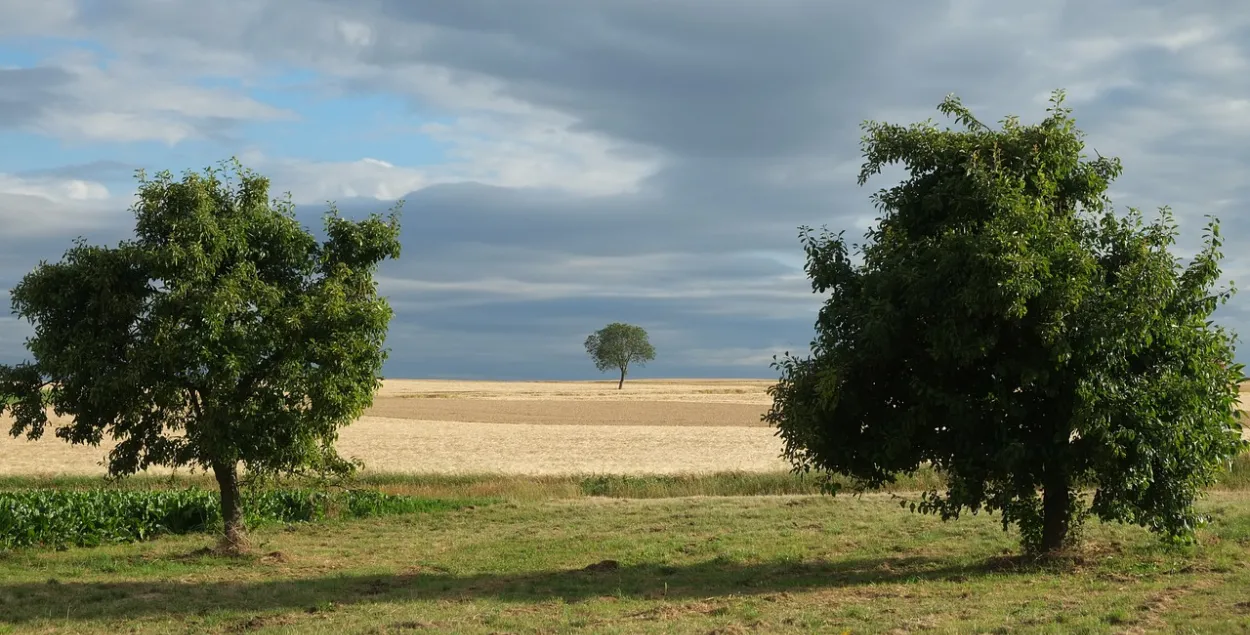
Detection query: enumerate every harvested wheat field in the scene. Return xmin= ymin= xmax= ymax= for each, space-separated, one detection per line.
xmin=0 ymin=379 xmax=786 ymax=476
xmin=4 ymin=378 xmax=1246 ymax=477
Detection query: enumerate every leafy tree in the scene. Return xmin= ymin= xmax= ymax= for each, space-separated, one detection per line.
xmin=764 ymin=91 xmax=1248 ymax=555
xmin=585 ymin=323 xmax=656 ymax=389
xmin=0 ymin=160 xmax=402 ymax=550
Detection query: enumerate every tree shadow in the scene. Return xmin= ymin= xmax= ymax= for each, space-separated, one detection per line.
xmin=0 ymin=552 xmax=1044 ymax=624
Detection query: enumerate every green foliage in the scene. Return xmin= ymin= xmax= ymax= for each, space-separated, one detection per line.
xmin=0 ymin=488 xmax=480 ymax=550
xmin=584 ymin=322 xmax=656 ymax=388
xmin=574 ymin=469 xmax=945 ymax=498
xmin=765 ymin=90 xmax=1249 ymax=554
xmin=0 ymin=489 xmax=215 ymax=549
xmin=0 ymin=159 xmax=403 ymax=542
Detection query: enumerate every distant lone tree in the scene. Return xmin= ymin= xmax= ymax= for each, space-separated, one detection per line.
xmin=0 ymin=160 xmax=402 ymax=551
xmin=585 ymin=323 xmax=656 ymax=389
xmin=765 ymin=91 xmax=1248 ymax=555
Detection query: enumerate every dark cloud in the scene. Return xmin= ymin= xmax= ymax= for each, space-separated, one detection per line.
xmin=0 ymin=66 xmax=73 ymax=128
xmin=357 ymin=1 xmax=960 ymax=159
xmin=17 ymin=160 xmax=139 ymax=181
xmin=318 ymin=168 xmax=843 ymax=263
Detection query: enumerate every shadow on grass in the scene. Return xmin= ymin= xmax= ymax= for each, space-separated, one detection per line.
xmin=0 ymin=553 xmax=1044 ymax=624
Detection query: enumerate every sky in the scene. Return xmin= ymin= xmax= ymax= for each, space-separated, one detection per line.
xmin=2 ymin=1 xmax=1250 ymax=380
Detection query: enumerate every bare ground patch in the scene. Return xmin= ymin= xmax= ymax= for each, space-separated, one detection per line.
xmin=364 ymin=398 xmax=768 ymax=426
xmin=374 ymin=378 xmax=774 ymax=404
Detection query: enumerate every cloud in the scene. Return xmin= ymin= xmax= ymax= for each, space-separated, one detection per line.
xmin=673 ymin=347 xmax=798 ymax=369
xmin=237 ymin=113 xmax=660 ymax=203
xmin=0 ymin=0 xmax=78 ymax=37
xmin=0 ymin=173 xmax=123 ymax=236
xmin=3 ymin=0 xmax=1250 ymax=378
xmin=416 ymin=115 xmax=661 ymax=196
xmin=0 ymin=46 xmax=295 ymax=144
xmin=0 ymin=177 xmax=133 ymax=364
xmin=0 ymin=172 xmax=108 ymax=201
xmin=239 ymin=154 xmax=437 ymax=203
xmin=16 ymin=160 xmax=138 ymax=182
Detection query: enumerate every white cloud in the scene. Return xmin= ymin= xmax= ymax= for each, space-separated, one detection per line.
xmin=5 ymin=47 xmax=295 ymax=144
xmin=239 ymin=113 xmax=661 ymax=202
xmin=0 ymin=173 xmax=108 ymax=201
xmin=0 ymin=174 xmax=120 ymax=236
xmin=238 ymin=152 xmax=436 ymax=203
xmin=336 ymin=20 xmax=374 ymax=48
xmin=1 ymin=1 xmax=663 ymax=192
xmin=419 ymin=115 xmax=662 ymax=197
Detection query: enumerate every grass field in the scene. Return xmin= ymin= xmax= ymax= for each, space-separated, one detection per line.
xmin=2 ymin=379 xmax=1250 ymax=633
xmin=2 ymin=491 xmax=1249 ymax=633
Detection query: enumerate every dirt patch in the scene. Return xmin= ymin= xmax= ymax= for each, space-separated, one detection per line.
xmin=374 ymin=378 xmax=774 ymax=404
xmin=230 ymin=615 xmax=295 ymax=632
xmin=365 ymin=397 xmax=768 ymax=427
xmin=387 ymin=621 xmax=432 ymax=631
xmin=261 ymin=551 xmax=292 ymax=564
xmin=1119 ymin=582 xmax=1212 ymax=635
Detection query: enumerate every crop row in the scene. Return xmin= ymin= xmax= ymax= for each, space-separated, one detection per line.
xmin=0 ymin=488 xmax=479 ymax=550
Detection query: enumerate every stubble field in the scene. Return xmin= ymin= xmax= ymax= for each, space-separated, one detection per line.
xmin=0 ymin=379 xmax=788 ymax=476
xmin=3 ymin=378 xmax=1246 ymax=478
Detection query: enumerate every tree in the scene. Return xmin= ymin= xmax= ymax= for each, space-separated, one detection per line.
xmin=764 ymin=91 xmax=1248 ymax=555
xmin=585 ymin=323 xmax=656 ymax=389
xmin=0 ymin=160 xmax=402 ymax=551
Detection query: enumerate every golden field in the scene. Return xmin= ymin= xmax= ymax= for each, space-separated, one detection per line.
xmin=3 ymin=378 xmax=1246 ymax=477
xmin=0 ymin=379 xmax=785 ymax=476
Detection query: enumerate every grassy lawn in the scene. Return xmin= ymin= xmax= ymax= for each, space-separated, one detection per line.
xmin=1 ymin=486 xmax=1249 ymax=633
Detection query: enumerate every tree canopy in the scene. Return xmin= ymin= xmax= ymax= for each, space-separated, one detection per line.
xmin=585 ymin=323 xmax=656 ymax=389
xmin=764 ymin=91 xmax=1248 ymax=554
xmin=0 ymin=160 xmax=402 ymax=549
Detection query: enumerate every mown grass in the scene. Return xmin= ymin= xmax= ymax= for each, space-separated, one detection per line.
xmin=0 ymin=453 xmax=1245 ymax=632
xmin=0 ymin=469 xmax=932 ymax=499
xmin=0 ymin=491 xmax=1248 ymax=633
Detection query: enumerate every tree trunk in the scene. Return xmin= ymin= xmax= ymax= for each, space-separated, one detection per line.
xmin=1040 ymin=466 xmax=1071 ymax=554
xmin=618 ymin=365 xmax=626 ymax=390
xmin=212 ymin=460 xmax=246 ymax=553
